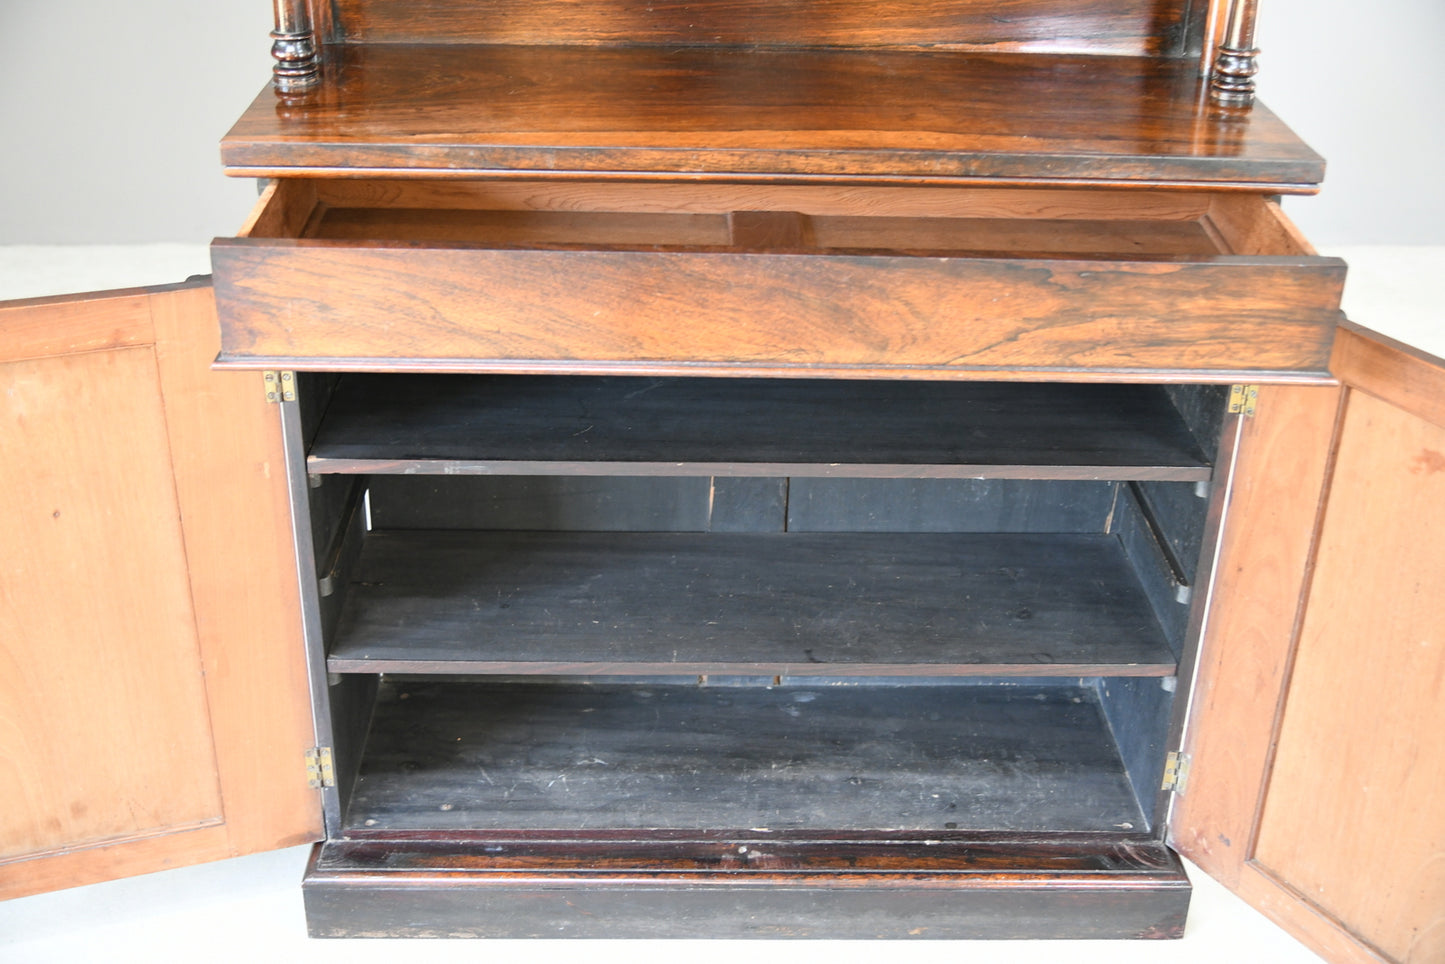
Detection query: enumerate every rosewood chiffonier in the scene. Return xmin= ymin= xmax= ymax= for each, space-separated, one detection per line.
xmin=1 ymin=0 xmax=1441 ymax=958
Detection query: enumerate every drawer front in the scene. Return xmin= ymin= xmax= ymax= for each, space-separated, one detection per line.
xmin=210 ymin=181 xmax=1345 ymax=380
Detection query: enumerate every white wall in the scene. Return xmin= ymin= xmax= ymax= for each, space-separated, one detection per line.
xmin=1259 ymin=0 xmax=1445 ymax=244
xmin=0 ymin=1 xmax=269 ymax=244
xmin=1 ymin=0 xmax=1441 ymax=246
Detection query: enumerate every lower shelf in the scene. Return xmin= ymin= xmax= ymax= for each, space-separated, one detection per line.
xmin=327 ymin=531 xmax=1178 ymax=676
xmin=316 ymin=678 xmax=1184 ymax=938
xmin=344 ymin=680 xmax=1149 ymax=835
xmin=303 ymin=835 xmax=1191 ymax=938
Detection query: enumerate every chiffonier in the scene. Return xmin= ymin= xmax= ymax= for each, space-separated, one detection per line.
xmin=2 ymin=0 xmax=1442 ymax=958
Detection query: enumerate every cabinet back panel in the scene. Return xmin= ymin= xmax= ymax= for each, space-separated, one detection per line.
xmin=307 ymin=180 xmax=1217 ymax=222
xmin=309 ymin=208 xmax=1223 ymax=260
xmin=322 ymin=0 xmax=1207 ymax=56
xmin=369 ymin=476 xmax=716 ymax=531
xmin=366 ymin=476 xmax=1118 ymax=534
xmin=787 ymin=479 xmax=1117 ymax=533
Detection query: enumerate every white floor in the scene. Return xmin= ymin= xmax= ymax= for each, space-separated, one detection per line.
xmin=0 ymin=846 xmax=1324 ymax=963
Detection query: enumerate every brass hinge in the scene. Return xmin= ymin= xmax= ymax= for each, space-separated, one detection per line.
xmin=305 ymin=746 xmax=336 ymax=788
xmin=1227 ymin=384 xmax=1259 ymax=418
xmin=1161 ymin=751 xmax=1192 ymax=793
xmin=263 ymin=370 xmax=296 ymax=404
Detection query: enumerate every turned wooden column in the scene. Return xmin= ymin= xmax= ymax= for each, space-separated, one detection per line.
xmin=1210 ymin=0 xmax=1260 ymax=106
xmin=271 ymin=0 xmax=320 ymax=91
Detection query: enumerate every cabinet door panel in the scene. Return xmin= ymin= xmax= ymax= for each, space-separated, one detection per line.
xmin=1176 ymin=323 xmax=1445 ymax=964
xmin=0 ymin=284 xmax=320 ymax=900
xmin=1168 ymin=383 xmax=1340 ymax=875
xmin=1252 ymin=387 xmax=1445 ymax=963
xmin=0 ymin=345 xmax=225 ymax=860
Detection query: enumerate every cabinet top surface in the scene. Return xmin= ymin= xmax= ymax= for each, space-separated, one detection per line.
xmin=223 ymin=45 xmax=1323 ymax=189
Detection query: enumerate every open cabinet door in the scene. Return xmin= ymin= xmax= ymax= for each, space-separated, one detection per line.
xmin=0 ymin=282 xmax=320 ymax=900
xmin=1172 ymin=322 xmax=1445 ymax=963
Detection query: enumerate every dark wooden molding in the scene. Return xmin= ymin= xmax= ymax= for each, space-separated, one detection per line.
xmin=271 ymin=0 xmax=320 ymax=92
xmin=1210 ymin=0 xmax=1261 ymax=106
xmin=304 ymin=834 xmax=1191 ymax=938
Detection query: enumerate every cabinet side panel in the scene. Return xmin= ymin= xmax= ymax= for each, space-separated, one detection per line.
xmin=1252 ymin=388 xmax=1445 ymax=964
xmin=1094 ymin=676 xmax=1175 ymax=832
xmin=0 ymin=346 xmax=224 ymax=883
xmin=149 ymin=286 xmax=322 ymax=856
xmin=1168 ymin=384 xmax=1340 ymax=884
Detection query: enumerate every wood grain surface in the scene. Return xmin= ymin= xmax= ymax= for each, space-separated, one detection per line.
xmin=222 ymin=46 xmax=1324 ymax=187
xmin=324 ymin=0 xmax=1206 ymax=54
xmin=212 ymin=242 xmax=1343 ymax=378
xmin=1332 ymin=322 xmax=1445 ymax=430
xmin=1173 ymin=327 xmax=1445 ymax=963
xmin=0 ymin=284 xmax=320 ymax=899
xmin=148 ymin=286 xmax=321 ymax=859
xmin=1252 ymin=388 xmax=1445 ymax=964
xmin=0 ymin=289 xmax=155 ymax=364
xmin=300 ymin=179 xmax=1221 ymax=221
xmin=309 ymin=208 xmax=1223 ymax=258
xmin=0 ymin=345 xmax=224 ymax=865
xmin=1168 ymin=384 xmax=1341 ymax=886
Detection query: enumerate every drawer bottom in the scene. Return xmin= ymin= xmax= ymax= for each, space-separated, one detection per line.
xmin=302 ymin=837 xmax=1190 ymax=938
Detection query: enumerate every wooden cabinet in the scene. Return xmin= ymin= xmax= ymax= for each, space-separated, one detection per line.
xmin=1 ymin=0 xmax=1441 ymax=957
xmin=288 ymin=373 xmax=1221 ymax=937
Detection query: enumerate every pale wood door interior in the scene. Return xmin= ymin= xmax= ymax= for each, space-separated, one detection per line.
xmin=0 ymin=283 xmax=320 ymax=900
xmin=1173 ymin=323 xmax=1445 ymax=964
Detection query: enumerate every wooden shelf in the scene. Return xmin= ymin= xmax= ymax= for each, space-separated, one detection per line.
xmin=307 ymin=376 xmax=1213 ymax=481
xmin=223 ymin=45 xmax=1324 ymax=188
xmin=342 ymin=679 xmax=1150 ymax=834
xmin=325 ymin=531 xmax=1177 ymax=676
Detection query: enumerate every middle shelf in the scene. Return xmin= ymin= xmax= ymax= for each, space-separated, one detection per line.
xmin=325 ymin=530 xmax=1177 ymax=677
